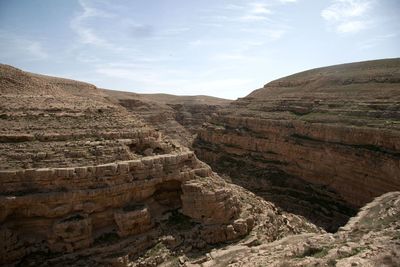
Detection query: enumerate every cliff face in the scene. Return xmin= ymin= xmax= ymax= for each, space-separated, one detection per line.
xmin=195 ymin=59 xmax=400 ymax=231
xmin=0 ymin=65 xmax=318 ymax=266
xmin=102 ymin=89 xmax=230 ymax=147
xmin=2 ymin=60 xmax=399 ymax=266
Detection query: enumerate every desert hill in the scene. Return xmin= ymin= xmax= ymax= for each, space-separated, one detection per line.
xmin=127 ymin=92 xmax=230 ymax=106
xmin=102 ymin=89 xmax=230 ymax=147
xmin=1 ymin=60 xmax=399 ymax=266
xmin=245 ymin=58 xmax=400 ymax=130
xmin=0 ymin=64 xmax=319 ymax=266
xmin=195 ymin=58 xmax=400 ymax=231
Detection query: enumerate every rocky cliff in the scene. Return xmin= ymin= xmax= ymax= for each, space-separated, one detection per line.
xmin=195 ymin=59 xmax=400 ymax=231
xmin=0 ymin=64 xmax=319 ymax=266
xmin=102 ymin=89 xmax=230 ymax=147
xmin=2 ymin=60 xmax=399 ymax=266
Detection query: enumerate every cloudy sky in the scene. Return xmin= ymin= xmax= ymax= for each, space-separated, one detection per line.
xmin=0 ymin=0 xmax=399 ymax=99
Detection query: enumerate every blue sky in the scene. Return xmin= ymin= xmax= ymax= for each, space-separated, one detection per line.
xmin=0 ymin=0 xmax=399 ymax=99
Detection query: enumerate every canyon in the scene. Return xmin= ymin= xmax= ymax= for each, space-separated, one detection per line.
xmin=0 ymin=59 xmax=399 ymax=266
xmin=194 ymin=59 xmax=400 ymax=232
xmin=101 ymin=89 xmax=230 ymax=148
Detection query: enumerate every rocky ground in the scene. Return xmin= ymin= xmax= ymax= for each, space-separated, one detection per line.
xmin=186 ymin=191 xmax=400 ymax=267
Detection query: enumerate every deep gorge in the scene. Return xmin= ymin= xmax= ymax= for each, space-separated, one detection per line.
xmin=1 ymin=59 xmax=399 ymax=266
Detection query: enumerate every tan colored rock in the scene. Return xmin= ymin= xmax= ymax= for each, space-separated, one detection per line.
xmin=233 ymin=218 xmax=248 ymax=236
xmin=114 ymin=205 xmax=153 ymax=237
xmin=181 ymin=179 xmax=239 ymax=225
xmin=200 ymin=225 xmax=227 ymax=244
xmin=194 ymin=59 xmax=400 ymax=231
xmin=3 ymin=61 xmax=398 ymax=267
xmin=48 ymin=214 xmax=92 ymax=253
xmin=188 ymin=191 xmax=400 ymax=267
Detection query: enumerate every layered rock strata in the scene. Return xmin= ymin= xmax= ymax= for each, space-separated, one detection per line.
xmin=0 ymin=64 xmax=320 ymax=266
xmin=182 ymin=191 xmax=400 ymax=267
xmin=0 ymin=150 xmax=232 ymax=264
xmin=102 ymin=89 xmax=230 ymax=147
xmin=195 ymin=59 xmax=400 ymax=231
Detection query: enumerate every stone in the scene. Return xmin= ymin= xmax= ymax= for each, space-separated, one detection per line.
xmin=181 ymin=179 xmax=239 ymax=225
xmin=114 ymin=206 xmax=153 ymax=237
xmin=143 ymin=148 xmax=153 ymax=156
xmin=1 ymin=60 xmax=399 ymax=267
xmin=0 ymin=227 xmax=26 ymax=264
xmin=48 ymin=214 xmax=93 ymax=253
xmin=233 ymin=219 xmax=248 ymax=236
xmin=194 ymin=59 xmax=400 ymax=232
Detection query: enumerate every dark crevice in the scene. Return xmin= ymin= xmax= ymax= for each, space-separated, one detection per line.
xmin=291 ymin=133 xmax=400 ymax=158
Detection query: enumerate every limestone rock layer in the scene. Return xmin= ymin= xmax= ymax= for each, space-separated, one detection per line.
xmin=102 ymin=89 xmax=230 ymax=147
xmin=0 ymin=64 xmax=319 ymax=266
xmin=195 ymin=59 xmax=400 ymax=231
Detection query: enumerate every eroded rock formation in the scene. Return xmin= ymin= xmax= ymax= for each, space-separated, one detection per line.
xmin=0 ymin=64 xmax=319 ymax=266
xmin=185 ymin=191 xmax=400 ymax=267
xmin=195 ymin=59 xmax=400 ymax=231
xmin=1 ymin=59 xmax=399 ymax=266
xmin=102 ymin=89 xmax=230 ymax=147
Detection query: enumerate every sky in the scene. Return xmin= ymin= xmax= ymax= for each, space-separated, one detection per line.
xmin=0 ymin=0 xmax=399 ymax=99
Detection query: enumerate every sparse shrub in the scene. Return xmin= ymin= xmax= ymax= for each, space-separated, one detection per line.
xmin=297 ymin=246 xmax=331 ymax=258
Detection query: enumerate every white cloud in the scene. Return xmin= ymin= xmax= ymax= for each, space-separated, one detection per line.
xmin=94 ymin=63 xmax=252 ymax=99
xmin=0 ymin=31 xmax=48 ymax=61
xmin=71 ymin=1 xmax=190 ymax=47
xmin=95 ymin=65 xmax=189 ymax=87
xmin=24 ymin=42 xmax=48 ymax=59
xmin=321 ymin=0 xmax=374 ymax=33
xmin=70 ymin=0 xmax=115 ymax=48
xmin=239 ymin=2 xmax=273 ymax=22
xmin=210 ymin=2 xmax=291 ymax=40
xmin=266 ymin=29 xmax=286 ymax=40
xmin=240 ymin=27 xmax=288 ymax=41
xmin=336 ymin=20 xmax=368 ymax=33
xmin=321 ymin=0 xmax=372 ymax=21
xmin=251 ymin=3 xmax=272 ymax=15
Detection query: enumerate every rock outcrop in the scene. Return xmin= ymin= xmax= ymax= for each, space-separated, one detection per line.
xmin=2 ymin=59 xmax=399 ymax=266
xmin=182 ymin=191 xmax=400 ymax=267
xmin=0 ymin=64 xmax=319 ymax=266
xmin=102 ymin=89 xmax=230 ymax=147
xmin=195 ymin=59 xmax=400 ymax=231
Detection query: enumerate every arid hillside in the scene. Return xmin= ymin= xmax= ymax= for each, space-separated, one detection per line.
xmin=0 ymin=64 xmax=320 ymax=266
xmin=138 ymin=93 xmax=230 ymax=106
xmin=1 ymin=61 xmax=399 ymax=267
xmin=102 ymin=89 xmax=230 ymax=147
xmin=194 ymin=58 xmax=400 ymax=231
